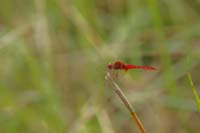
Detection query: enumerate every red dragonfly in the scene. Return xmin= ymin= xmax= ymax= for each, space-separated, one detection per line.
xmin=107 ymin=61 xmax=156 ymax=72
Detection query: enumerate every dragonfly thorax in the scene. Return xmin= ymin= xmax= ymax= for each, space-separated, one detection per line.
xmin=113 ymin=61 xmax=126 ymax=69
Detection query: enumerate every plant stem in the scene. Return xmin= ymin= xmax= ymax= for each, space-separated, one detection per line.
xmin=106 ymin=72 xmax=146 ymax=133
xmin=187 ymin=72 xmax=200 ymax=112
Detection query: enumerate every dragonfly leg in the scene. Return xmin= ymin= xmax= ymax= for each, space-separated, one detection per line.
xmin=113 ymin=70 xmax=118 ymax=78
xmin=106 ymin=69 xmax=118 ymax=79
xmin=115 ymin=70 xmax=118 ymax=78
xmin=112 ymin=70 xmax=115 ymax=77
xmin=105 ymin=69 xmax=112 ymax=80
xmin=109 ymin=69 xmax=116 ymax=78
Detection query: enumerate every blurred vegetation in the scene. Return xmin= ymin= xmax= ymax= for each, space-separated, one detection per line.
xmin=0 ymin=0 xmax=200 ymax=133
xmin=188 ymin=72 xmax=200 ymax=112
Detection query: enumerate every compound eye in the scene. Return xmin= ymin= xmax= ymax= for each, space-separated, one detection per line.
xmin=107 ymin=64 xmax=112 ymax=69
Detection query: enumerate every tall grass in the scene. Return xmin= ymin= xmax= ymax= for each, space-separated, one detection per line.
xmin=188 ymin=73 xmax=200 ymax=112
xmin=0 ymin=0 xmax=200 ymax=133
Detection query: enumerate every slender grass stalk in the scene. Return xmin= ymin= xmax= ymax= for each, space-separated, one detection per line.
xmin=106 ymin=72 xmax=146 ymax=133
xmin=187 ymin=72 xmax=200 ymax=112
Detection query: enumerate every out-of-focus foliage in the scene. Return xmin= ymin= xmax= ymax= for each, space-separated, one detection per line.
xmin=0 ymin=0 xmax=200 ymax=133
xmin=188 ymin=72 xmax=200 ymax=112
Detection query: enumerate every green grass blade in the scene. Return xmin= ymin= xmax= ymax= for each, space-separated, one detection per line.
xmin=187 ymin=72 xmax=200 ymax=112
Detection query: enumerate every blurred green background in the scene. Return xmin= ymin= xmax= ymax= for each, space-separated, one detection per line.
xmin=0 ymin=0 xmax=200 ymax=133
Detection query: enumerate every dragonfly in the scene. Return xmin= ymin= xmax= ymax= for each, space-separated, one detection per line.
xmin=106 ymin=61 xmax=153 ymax=132
xmin=107 ymin=61 xmax=156 ymax=76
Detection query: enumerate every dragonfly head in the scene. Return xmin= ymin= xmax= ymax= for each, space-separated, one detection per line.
xmin=107 ymin=64 xmax=113 ymax=70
